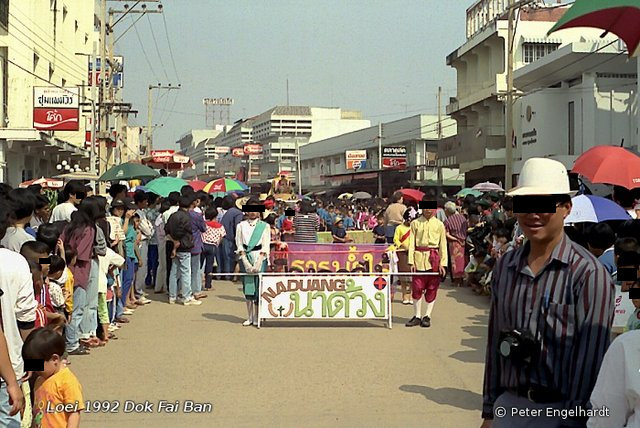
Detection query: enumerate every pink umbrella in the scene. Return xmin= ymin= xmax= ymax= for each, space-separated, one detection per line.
xmin=472 ymin=181 xmax=504 ymax=192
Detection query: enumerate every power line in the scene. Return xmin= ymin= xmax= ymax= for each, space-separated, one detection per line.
xmin=147 ymin=13 xmax=170 ymax=81
xmin=162 ymin=12 xmax=181 ymax=83
xmin=131 ymin=14 xmax=159 ymax=82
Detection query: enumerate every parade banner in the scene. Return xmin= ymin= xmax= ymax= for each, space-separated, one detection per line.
xmin=259 ymin=274 xmax=391 ymax=325
xmin=271 ymin=242 xmax=389 ymax=273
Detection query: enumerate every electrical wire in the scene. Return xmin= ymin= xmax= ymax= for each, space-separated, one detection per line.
xmin=146 ymin=13 xmax=170 ymax=82
xmin=162 ymin=12 xmax=181 ymax=83
xmin=131 ymin=14 xmax=159 ymax=83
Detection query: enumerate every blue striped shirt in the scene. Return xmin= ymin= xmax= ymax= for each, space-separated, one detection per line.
xmin=482 ymin=234 xmax=615 ymax=419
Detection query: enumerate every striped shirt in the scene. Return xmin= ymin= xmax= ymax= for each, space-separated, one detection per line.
xmin=444 ymin=212 xmax=467 ymax=241
xmin=482 ymin=234 xmax=615 ymax=419
xmin=293 ymin=213 xmax=320 ymax=243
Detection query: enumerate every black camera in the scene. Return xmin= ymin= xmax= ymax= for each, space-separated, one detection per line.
xmin=499 ymin=329 xmax=539 ymax=366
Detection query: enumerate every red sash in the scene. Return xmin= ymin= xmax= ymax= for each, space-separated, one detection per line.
xmin=399 ymin=229 xmax=410 ymax=243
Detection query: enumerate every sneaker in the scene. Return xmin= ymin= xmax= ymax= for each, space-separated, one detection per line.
xmin=402 ymin=299 xmax=410 ymax=305
xmin=242 ymin=319 xmax=253 ymax=326
xmin=168 ymin=298 xmax=176 ymax=305
xmin=139 ymin=297 xmax=152 ymax=304
xmin=123 ymin=309 xmax=135 ymax=315
xmin=421 ymin=316 xmax=431 ymax=328
xmin=176 ymin=297 xmax=185 ymax=304
xmin=183 ymin=298 xmax=202 ymax=306
xmin=405 ymin=316 xmax=421 ymax=327
xmin=409 ymin=300 xmax=414 ymax=305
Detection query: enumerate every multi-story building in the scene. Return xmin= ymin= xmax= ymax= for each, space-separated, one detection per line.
xmin=300 ymin=114 xmax=460 ymax=196
xmin=446 ymin=0 xmax=617 ymax=186
xmin=213 ymin=106 xmax=371 ymax=183
xmin=513 ymin=41 xmax=637 ymax=176
xmin=177 ymin=128 xmax=226 ymax=180
xmin=0 ymin=0 xmax=99 ymax=185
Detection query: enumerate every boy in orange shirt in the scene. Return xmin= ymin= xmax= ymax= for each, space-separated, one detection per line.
xmin=22 ymin=328 xmax=84 ymax=428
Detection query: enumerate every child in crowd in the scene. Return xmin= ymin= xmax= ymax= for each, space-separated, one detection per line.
xmin=46 ymin=255 xmax=69 ymax=317
xmin=332 ymin=218 xmax=352 ymax=243
xmin=625 ymin=281 xmax=640 ymax=332
xmin=372 ymin=215 xmax=386 ymax=244
xmin=281 ymin=211 xmax=294 ymax=242
xmin=464 ymin=249 xmax=490 ymax=293
xmin=367 ymin=211 xmax=379 ymax=230
xmin=493 ymin=228 xmax=513 ymax=259
xmin=49 ymin=253 xmax=75 ymax=323
xmin=22 ymin=328 xmax=84 ymax=428
xmin=202 ymin=207 xmax=226 ymax=287
xmin=342 ymin=209 xmax=356 ymax=230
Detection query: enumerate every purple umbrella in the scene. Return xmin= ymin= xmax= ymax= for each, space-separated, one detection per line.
xmin=564 ymin=195 xmax=631 ymax=224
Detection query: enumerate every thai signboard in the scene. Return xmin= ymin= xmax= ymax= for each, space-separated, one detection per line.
xmin=259 ymin=274 xmax=391 ymax=325
xmin=151 ymin=150 xmax=175 ymax=163
xmin=33 ymin=87 xmax=79 ymax=131
xmin=232 ymin=147 xmax=245 ymax=158
xmin=243 ymin=144 xmax=263 ymax=155
xmin=346 ymin=150 xmax=367 ymax=170
xmin=88 ymin=56 xmax=124 ymax=87
xmin=382 ymin=146 xmax=407 ymax=169
xmin=271 ymin=242 xmax=388 ymax=273
xmin=213 ymin=146 xmax=230 ymax=154
xmin=203 ymin=98 xmax=234 ymax=105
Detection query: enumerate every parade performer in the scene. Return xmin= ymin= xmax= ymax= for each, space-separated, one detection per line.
xmin=393 ymin=209 xmax=415 ymax=304
xmin=444 ymin=201 xmax=468 ymax=287
xmin=273 ymin=174 xmax=292 ymax=195
xmin=236 ymin=198 xmax=271 ymax=326
xmin=406 ymin=198 xmax=447 ymax=328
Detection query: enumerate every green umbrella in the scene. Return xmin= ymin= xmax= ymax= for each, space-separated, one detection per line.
xmin=99 ymin=162 xmax=159 ymax=182
xmin=145 ymin=177 xmax=188 ymax=197
xmin=455 ymin=188 xmax=483 ymax=198
xmin=548 ymin=0 xmax=640 ymax=57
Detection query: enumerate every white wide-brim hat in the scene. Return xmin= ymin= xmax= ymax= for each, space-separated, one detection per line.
xmin=507 ymin=157 xmax=577 ymax=197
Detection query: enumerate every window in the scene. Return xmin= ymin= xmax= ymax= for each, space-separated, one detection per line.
xmin=568 ymin=101 xmax=575 ymax=156
xmin=0 ymin=0 xmax=7 ymax=32
xmin=75 ymin=20 xmax=78 ymax=33
xmin=33 ymin=52 xmax=39 ymax=72
xmin=61 ymin=78 xmax=66 ymax=87
xmin=523 ymin=43 xmax=559 ymax=64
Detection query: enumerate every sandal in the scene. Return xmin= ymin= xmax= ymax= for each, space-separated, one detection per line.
xmin=115 ymin=317 xmax=130 ymax=323
xmin=126 ymin=304 xmax=137 ymax=309
xmin=108 ymin=333 xmax=118 ymax=340
xmin=68 ymin=347 xmax=90 ymax=356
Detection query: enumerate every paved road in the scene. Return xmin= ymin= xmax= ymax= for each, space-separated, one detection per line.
xmin=71 ymin=280 xmax=489 ymax=428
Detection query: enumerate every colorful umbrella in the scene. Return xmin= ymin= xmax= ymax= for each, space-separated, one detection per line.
xmin=145 ymin=177 xmax=188 ymax=197
xmin=99 ymin=162 xmax=159 ymax=182
xmin=548 ymin=0 xmax=640 ymax=57
xmin=188 ymin=180 xmax=208 ymax=191
xmin=455 ymin=188 xmax=483 ymax=198
xmin=564 ymin=194 xmax=632 ymax=224
xmin=472 ymin=181 xmax=504 ymax=192
xmin=19 ymin=177 xmax=64 ymax=189
xmin=398 ymin=188 xmax=425 ymax=202
xmin=572 ymin=145 xmax=640 ymax=189
xmin=203 ymin=178 xmax=248 ymax=194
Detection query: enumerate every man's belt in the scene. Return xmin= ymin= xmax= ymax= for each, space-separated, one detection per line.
xmin=510 ymin=385 xmax=564 ymax=404
xmin=244 ymin=244 xmax=262 ymax=252
xmin=415 ymin=246 xmax=439 ymax=251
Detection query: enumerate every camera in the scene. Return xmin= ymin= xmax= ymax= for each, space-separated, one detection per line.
xmin=499 ymin=329 xmax=539 ymax=366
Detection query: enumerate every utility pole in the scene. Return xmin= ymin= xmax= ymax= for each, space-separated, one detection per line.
xmin=437 ymin=86 xmax=443 ymax=191
xmin=90 ymin=43 xmax=98 ymax=176
xmin=296 ymin=138 xmax=302 ymax=195
xmin=377 ymin=123 xmax=383 ymax=198
xmin=98 ymin=0 xmax=108 ymax=193
xmin=504 ymin=0 xmax=515 ymax=190
xmin=146 ymin=84 xmax=181 ymax=155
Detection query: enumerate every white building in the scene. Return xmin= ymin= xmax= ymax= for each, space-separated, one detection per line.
xmin=300 ymin=114 xmax=460 ymax=195
xmin=0 ymin=0 xmax=98 ymax=185
xmin=513 ymin=41 xmax=637 ymax=175
xmin=446 ymin=0 xmax=617 ymax=186
xmin=177 ymin=127 xmax=227 ymax=180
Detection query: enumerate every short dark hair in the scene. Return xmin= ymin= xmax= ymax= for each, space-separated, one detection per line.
xmin=33 ymin=194 xmax=49 ymax=211
xmin=147 ymin=193 xmax=159 ymax=205
xmin=108 ymin=184 xmax=127 ymax=199
xmin=134 ymin=191 xmax=148 ymax=204
xmin=49 ymin=254 xmax=66 ymax=276
xmin=179 ymin=195 xmax=193 ymax=209
xmin=495 ymin=228 xmax=510 ymax=240
xmin=180 ymin=185 xmax=194 ymax=196
xmin=473 ymin=248 xmax=487 ymax=259
xmin=587 ymin=223 xmax=616 ymax=251
xmin=20 ymin=240 xmax=50 ymax=263
xmin=204 ymin=207 xmax=217 ymax=221
xmin=36 ymin=223 xmax=62 ymax=253
xmin=22 ymin=328 xmax=66 ymax=362
xmin=391 ymin=192 xmax=403 ymax=203
xmin=27 ymin=184 xmax=42 ymax=194
xmin=615 ymin=237 xmax=640 ymax=266
xmin=168 ymin=191 xmax=180 ymax=206
xmin=222 ymin=196 xmax=234 ymax=210
xmin=8 ymin=188 xmax=36 ymax=219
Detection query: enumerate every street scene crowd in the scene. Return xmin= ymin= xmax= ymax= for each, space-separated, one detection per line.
xmin=0 ymin=155 xmax=638 ymax=426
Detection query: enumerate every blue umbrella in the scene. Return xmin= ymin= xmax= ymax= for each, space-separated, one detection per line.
xmin=564 ymin=195 xmax=631 ymax=224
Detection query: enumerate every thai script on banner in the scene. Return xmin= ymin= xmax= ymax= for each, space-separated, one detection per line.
xmin=259 ymin=274 xmax=391 ymax=320
xmin=271 ymin=243 xmax=389 ymax=273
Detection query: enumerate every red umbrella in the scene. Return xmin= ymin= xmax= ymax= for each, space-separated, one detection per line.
xmin=398 ymin=188 xmax=425 ymax=202
xmin=572 ymin=145 xmax=640 ymax=189
xmin=188 ymin=180 xmax=208 ymax=191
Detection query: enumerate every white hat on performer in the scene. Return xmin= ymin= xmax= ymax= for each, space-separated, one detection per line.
xmin=507 ymin=158 xmax=577 ymax=197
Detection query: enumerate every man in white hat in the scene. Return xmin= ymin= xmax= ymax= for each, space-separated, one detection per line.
xmin=481 ymin=158 xmax=615 ymax=428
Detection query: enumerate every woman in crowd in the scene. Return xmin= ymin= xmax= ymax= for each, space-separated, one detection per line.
xmin=293 ymin=200 xmax=320 ymax=243
xmin=50 ymin=180 xmax=86 ymax=223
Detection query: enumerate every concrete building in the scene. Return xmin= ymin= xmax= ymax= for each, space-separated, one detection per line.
xmin=211 ymin=106 xmax=371 ymax=183
xmin=300 ymin=114 xmax=460 ymax=196
xmin=446 ymin=0 xmax=617 ymax=186
xmin=513 ymin=41 xmax=637 ymax=176
xmin=0 ymin=0 xmax=101 ymax=185
xmin=177 ymin=127 xmax=227 ymax=180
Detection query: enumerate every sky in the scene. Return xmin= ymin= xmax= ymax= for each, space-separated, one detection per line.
xmin=116 ymin=0 xmax=468 ymax=150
